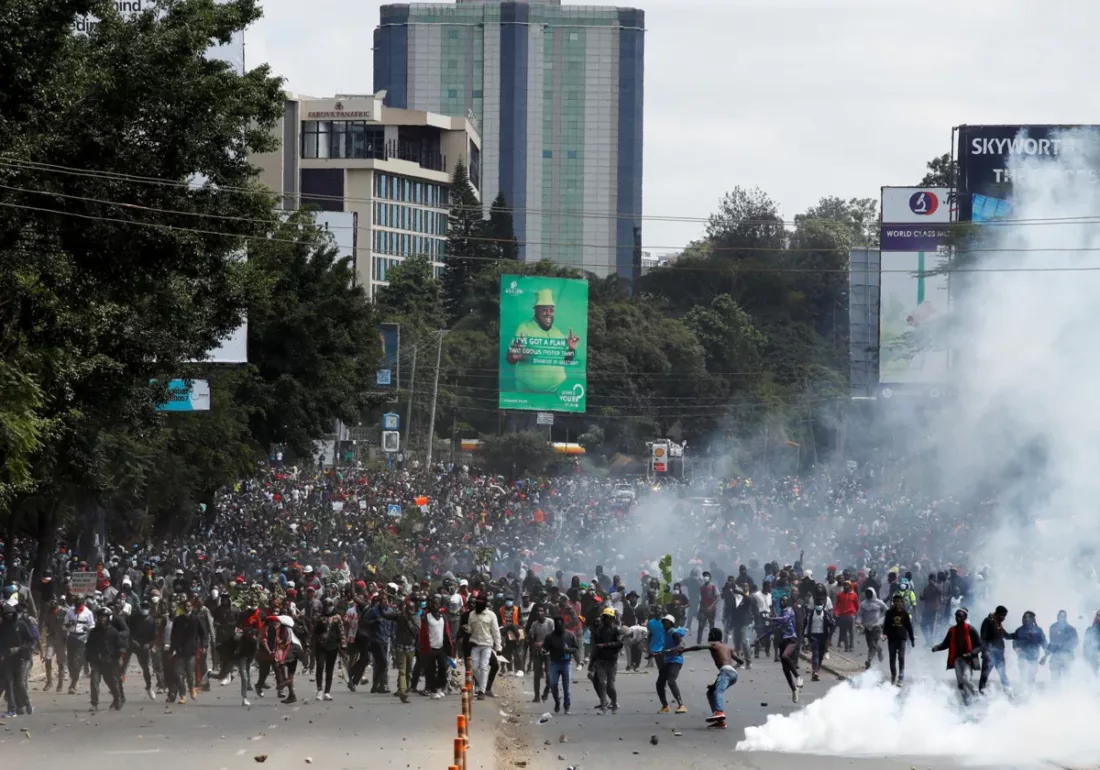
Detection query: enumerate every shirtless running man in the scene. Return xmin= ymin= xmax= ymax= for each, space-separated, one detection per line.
xmin=681 ymin=628 xmax=743 ymax=728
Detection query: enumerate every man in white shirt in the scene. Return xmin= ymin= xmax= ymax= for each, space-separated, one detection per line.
xmin=464 ymin=596 xmax=501 ymax=700
xmin=64 ymin=596 xmax=96 ymax=694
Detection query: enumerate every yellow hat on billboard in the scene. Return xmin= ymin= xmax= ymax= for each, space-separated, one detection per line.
xmin=535 ymin=288 xmax=555 ymax=306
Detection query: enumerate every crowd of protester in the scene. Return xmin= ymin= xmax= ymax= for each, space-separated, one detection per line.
xmin=0 ymin=459 xmax=1088 ymax=717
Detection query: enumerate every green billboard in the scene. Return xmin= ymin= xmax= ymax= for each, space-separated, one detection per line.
xmin=498 ymin=274 xmax=588 ymax=413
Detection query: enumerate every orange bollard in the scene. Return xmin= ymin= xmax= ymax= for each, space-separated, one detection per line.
xmin=457 ymin=714 xmax=468 ymax=747
xmin=463 ymin=688 xmax=471 ymax=723
xmin=454 ymin=738 xmax=466 ymax=770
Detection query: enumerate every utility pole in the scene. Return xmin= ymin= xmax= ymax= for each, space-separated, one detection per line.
xmin=425 ymin=329 xmax=447 ymax=468
xmin=403 ymin=343 xmax=418 ymax=457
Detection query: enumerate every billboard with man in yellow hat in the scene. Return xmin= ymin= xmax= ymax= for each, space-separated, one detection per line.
xmin=499 ymin=274 xmax=588 ymax=412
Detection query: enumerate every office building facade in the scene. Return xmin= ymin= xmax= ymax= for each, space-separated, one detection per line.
xmin=253 ymin=91 xmax=481 ymax=297
xmin=374 ymin=0 xmax=644 ymax=285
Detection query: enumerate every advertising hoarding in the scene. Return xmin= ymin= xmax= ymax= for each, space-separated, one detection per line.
xmin=878 ymin=188 xmax=952 ymax=389
xmin=956 ymin=125 xmax=1100 ymax=221
xmin=498 ymin=274 xmax=588 ymax=413
xmin=74 ymin=0 xmax=246 ymax=76
xmin=156 ymin=379 xmax=211 ymax=412
xmin=377 ymin=323 xmax=400 ymax=388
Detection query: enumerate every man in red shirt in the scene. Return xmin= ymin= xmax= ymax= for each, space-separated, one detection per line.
xmin=834 ymin=581 xmax=859 ymax=653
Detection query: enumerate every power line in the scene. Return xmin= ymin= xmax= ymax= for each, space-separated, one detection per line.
xmin=6 ymin=155 xmax=1100 ymax=229
xmin=10 ymin=196 xmax=1100 ymax=277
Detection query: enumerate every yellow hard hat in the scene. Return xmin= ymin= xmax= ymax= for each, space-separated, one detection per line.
xmin=535 ymin=288 xmax=555 ymax=306
xmin=601 ymin=607 xmax=616 ymax=618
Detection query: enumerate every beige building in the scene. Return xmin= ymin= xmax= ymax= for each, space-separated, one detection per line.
xmin=253 ymin=91 xmax=482 ymax=296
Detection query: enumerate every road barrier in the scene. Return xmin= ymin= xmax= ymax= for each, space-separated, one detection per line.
xmin=449 ymin=656 xmax=475 ymax=770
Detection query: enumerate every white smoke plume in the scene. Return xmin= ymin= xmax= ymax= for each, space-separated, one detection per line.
xmin=738 ymin=129 xmax=1100 ymax=766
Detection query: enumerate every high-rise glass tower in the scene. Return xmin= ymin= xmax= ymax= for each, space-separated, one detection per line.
xmin=374 ymin=1 xmax=644 ymax=285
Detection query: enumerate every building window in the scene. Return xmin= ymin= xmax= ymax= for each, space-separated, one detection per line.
xmin=448 ymin=89 xmax=458 ymax=99
xmin=301 ymin=120 xmax=331 ymax=159
xmin=567 ymin=150 xmax=577 ymax=159
xmin=472 ymin=89 xmax=483 ymax=99
xmin=543 ymin=149 xmax=553 ymax=158
xmin=301 ymin=121 xmax=383 ymax=159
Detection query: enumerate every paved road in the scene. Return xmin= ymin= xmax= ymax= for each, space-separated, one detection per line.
xmin=0 ymin=663 xmax=494 ymax=770
xmin=491 ymin=637 xmax=1003 ymax=770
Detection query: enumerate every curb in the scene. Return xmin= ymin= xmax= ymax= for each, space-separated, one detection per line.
xmin=798 ymin=649 xmax=864 ymax=680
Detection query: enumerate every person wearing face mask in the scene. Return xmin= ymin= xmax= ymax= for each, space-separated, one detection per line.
xmin=85 ymin=607 xmax=124 ymax=711
xmin=63 ymin=594 xmax=95 ymax=694
xmin=1012 ymin=611 xmax=1048 ymax=688
xmin=125 ymin=602 xmax=159 ymax=699
xmin=498 ymin=596 xmax=522 ymax=669
xmin=696 ymin=572 xmax=719 ymax=645
xmin=1047 ymin=609 xmax=1078 ymax=682
xmin=803 ymin=592 xmax=836 ymax=683
xmin=464 ymin=595 xmax=501 ymax=700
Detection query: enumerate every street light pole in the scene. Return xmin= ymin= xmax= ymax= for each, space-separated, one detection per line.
xmin=425 ymin=329 xmax=448 ymax=468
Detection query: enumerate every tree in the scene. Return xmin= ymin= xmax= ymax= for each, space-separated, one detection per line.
xmin=242 ymin=212 xmax=383 ymax=455
xmin=795 ymin=196 xmax=879 ymax=248
xmin=705 ymin=186 xmax=787 ymax=254
xmin=375 ymin=254 xmax=446 ymax=330
xmin=441 ymin=160 xmax=485 ymax=323
xmin=919 ymin=153 xmax=956 ymax=187
xmin=0 ymin=0 xmax=284 ymax=564
xmin=485 ymin=190 xmax=518 ymax=262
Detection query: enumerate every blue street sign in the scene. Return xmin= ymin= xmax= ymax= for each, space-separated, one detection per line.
xmin=386 ymin=504 xmax=402 ymax=518
xmin=382 ymin=413 xmax=400 ymax=430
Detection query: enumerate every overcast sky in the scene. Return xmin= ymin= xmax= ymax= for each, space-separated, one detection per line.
xmin=247 ymin=0 xmax=1100 ymax=256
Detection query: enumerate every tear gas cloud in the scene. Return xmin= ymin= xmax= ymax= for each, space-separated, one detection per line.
xmin=738 ymin=129 xmax=1100 ymax=765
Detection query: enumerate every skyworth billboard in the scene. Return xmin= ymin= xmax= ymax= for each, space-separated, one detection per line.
xmin=956 ymin=125 xmax=1100 ymax=221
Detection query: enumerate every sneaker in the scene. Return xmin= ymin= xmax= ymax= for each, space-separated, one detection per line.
xmin=399 ymin=693 xmax=410 ymax=704
xmin=706 ymin=711 xmax=726 ymax=722
xmin=532 ymin=695 xmax=541 ymax=703
xmin=706 ymin=720 xmax=727 ymax=729
xmin=146 ymin=687 xmax=156 ymax=701
xmin=553 ymin=702 xmax=561 ymax=714
xmin=811 ymin=673 xmax=820 ymax=682
xmin=255 ymin=687 xmax=266 ymax=698
xmin=316 ymin=691 xmax=324 ymax=701
xmin=242 ymin=698 xmax=251 ymax=707
xmin=431 ymin=692 xmax=443 ymax=700
xmin=323 ymin=693 xmax=333 ymax=701
xmin=476 ymin=693 xmax=485 ymax=701
xmin=564 ymin=708 xmax=571 ymax=715
xmin=658 ymin=706 xmax=671 ymax=714
xmin=792 ymin=689 xmax=799 ymax=703
xmin=220 ymin=676 xmax=233 ymax=687
xmin=611 ymin=704 xmax=619 ymax=714
xmin=485 ymin=690 xmax=495 ymax=698
xmin=24 ymin=704 xmax=32 ymax=715
xmin=281 ymin=694 xmax=298 ymax=704
xmin=190 ymin=688 xmax=199 ymax=700
xmin=675 ymin=704 xmax=687 ymax=714
xmin=177 ymin=696 xmax=187 ymax=705
xmin=796 ymin=677 xmax=804 ymax=689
